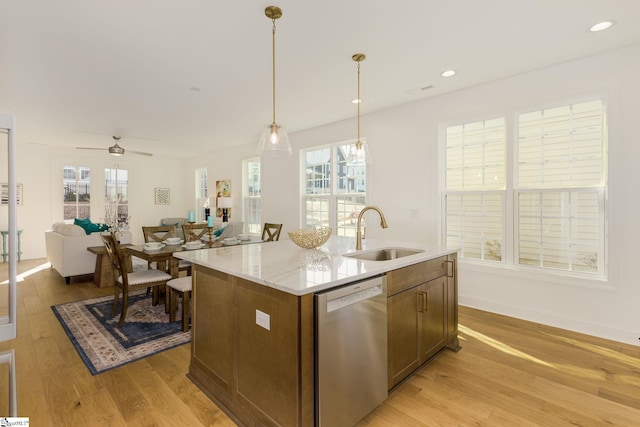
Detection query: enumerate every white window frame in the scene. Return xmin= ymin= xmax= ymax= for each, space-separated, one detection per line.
xmin=195 ymin=167 xmax=208 ymax=222
xmin=243 ymin=158 xmax=261 ymax=235
xmin=104 ymin=167 xmax=129 ymax=231
xmin=63 ymin=165 xmax=92 ymax=220
xmin=441 ymin=97 xmax=608 ymax=282
xmin=301 ymin=140 xmax=368 ymax=236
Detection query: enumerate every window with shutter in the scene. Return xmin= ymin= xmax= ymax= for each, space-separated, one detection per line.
xmin=444 ymin=118 xmax=506 ymax=261
xmin=443 ymin=99 xmax=607 ymax=276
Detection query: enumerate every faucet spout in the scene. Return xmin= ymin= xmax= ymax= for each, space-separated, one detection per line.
xmin=356 ymin=206 xmax=388 ymax=250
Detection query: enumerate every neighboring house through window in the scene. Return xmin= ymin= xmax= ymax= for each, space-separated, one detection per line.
xmin=63 ymin=166 xmax=91 ymax=220
xmin=302 ymin=142 xmax=367 ymax=236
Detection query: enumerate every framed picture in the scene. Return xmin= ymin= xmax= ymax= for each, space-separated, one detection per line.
xmin=216 ymin=179 xmax=231 ymax=218
xmin=1 ymin=183 xmax=23 ymax=205
xmin=154 ymin=187 xmax=170 ymax=205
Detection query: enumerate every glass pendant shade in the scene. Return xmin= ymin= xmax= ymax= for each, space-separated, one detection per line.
xmin=258 ymin=122 xmax=292 ymax=156
xmin=346 ymin=140 xmax=372 ymax=166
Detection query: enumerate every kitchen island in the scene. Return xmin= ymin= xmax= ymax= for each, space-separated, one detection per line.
xmin=175 ymin=236 xmax=459 ymax=426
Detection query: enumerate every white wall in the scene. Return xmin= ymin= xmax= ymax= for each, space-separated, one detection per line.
xmin=0 ymin=144 xmax=189 ymax=258
xmin=7 ymin=44 xmax=639 ymax=346
xmin=187 ymin=44 xmax=640 ymax=346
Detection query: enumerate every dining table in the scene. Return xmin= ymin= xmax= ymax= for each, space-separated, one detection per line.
xmin=124 ymin=237 xmax=262 ymax=277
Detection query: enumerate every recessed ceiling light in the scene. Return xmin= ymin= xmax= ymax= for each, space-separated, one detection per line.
xmin=589 ymin=21 xmax=615 ymax=32
xmin=352 ymin=98 xmax=362 ymax=104
xmin=441 ymin=70 xmax=456 ymax=78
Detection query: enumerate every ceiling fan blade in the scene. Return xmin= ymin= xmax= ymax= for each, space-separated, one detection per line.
xmin=128 ymin=150 xmax=153 ymax=157
xmin=76 ymin=147 xmax=107 ymax=151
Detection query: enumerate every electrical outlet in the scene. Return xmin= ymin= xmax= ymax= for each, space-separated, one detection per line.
xmin=256 ymin=309 xmax=270 ymax=331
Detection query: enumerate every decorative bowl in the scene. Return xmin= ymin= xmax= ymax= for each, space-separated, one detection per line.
xmin=288 ymin=227 xmax=332 ymax=249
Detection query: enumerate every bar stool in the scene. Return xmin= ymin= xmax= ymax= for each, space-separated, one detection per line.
xmin=167 ymin=276 xmax=192 ymax=332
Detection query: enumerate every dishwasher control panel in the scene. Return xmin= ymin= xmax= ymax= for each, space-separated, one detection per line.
xmin=327 ymin=284 xmax=383 ymax=313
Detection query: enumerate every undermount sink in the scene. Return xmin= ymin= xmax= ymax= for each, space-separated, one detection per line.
xmin=343 ymin=247 xmax=424 ymax=261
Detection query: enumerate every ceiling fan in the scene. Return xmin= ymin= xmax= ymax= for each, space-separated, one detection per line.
xmin=76 ymin=136 xmax=153 ymax=157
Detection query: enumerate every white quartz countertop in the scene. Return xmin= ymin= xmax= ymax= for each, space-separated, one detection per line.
xmin=174 ymin=236 xmax=458 ymax=296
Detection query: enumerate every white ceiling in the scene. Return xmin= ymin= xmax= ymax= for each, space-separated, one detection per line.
xmin=1 ymin=1 xmax=639 ymax=158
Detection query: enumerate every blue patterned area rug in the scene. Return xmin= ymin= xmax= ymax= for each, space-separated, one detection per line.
xmin=52 ymin=290 xmax=191 ymax=375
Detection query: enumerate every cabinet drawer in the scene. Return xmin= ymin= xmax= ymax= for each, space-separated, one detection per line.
xmin=386 ymin=257 xmax=447 ymax=296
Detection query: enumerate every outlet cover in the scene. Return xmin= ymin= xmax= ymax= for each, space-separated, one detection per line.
xmin=256 ymin=309 xmax=270 ymax=331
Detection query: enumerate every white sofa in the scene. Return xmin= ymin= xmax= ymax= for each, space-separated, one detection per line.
xmin=45 ymin=222 xmax=132 ymax=284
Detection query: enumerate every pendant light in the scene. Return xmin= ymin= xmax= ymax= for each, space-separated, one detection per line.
xmin=346 ymin=53 xmax=372 ymax=166
xmin=257 ymin=6 xmax=292 ymax=157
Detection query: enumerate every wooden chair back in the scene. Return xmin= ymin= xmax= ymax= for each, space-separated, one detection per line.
xmin=262 ymin=223 xmax=283 ymax=242
xmin=142 ymin=225 xmax=177 ymax=243
xmin=182 ymin=223 xmax=209 ymax=242
xmin=102 ymin=233 xmax=128 ymax=282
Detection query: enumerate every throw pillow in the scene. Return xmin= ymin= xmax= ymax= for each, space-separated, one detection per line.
xmin=74 ymin=218 xmax=109 ymax=235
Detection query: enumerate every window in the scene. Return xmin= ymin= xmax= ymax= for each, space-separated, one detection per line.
xmin=196 ymin=168 xmax=208 ymax=221
xmin=63 ymin=166 xmax=91 ymax=220
xmin=302 ymin=142 xmax=367 ymax=236
xmin=443 ymin=99 xmax=607 ymax=276
xmin=104 ymin=168 xmax=129 ymax=230
xmin=243 ymin=158 xmax=261 ymax=234
xmin=516 ymin=100 xmax=605 ymax=273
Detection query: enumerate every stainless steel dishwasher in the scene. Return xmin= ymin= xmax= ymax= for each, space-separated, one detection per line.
xmin=315 ymin=275 xmax=387 ymax=427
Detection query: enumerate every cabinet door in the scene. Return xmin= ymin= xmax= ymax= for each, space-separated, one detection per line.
xmin=387 ymin=287 xmax=421 ymax=389
xmin=191 ymin=267 xmax=234 ymax=392
xmin=418 ymin=276 xmax=446 ymax=363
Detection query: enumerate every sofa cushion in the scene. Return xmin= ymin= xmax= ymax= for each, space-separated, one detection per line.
xmin=74 ymin=218 xmax=109 ymax=235
xmin=54 ymin=223 xmax=87 ymax=237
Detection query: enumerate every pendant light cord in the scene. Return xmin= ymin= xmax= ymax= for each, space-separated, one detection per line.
xmin=357 ymin=61 xmax=361 ymax=143
xmin=272 ymin=19 xmax=277 ymax=124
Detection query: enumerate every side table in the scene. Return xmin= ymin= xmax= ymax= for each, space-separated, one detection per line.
xmin=87 ymin=246 xmax=113 ymax=288
xmin=1 ymin=230 xmax=23 ymax=263
xmin=87 ymin=244 xmax=133 ymax=288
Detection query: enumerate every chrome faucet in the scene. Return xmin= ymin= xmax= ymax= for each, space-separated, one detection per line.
xmin=356 ymin=206 xmax=388 ymax=250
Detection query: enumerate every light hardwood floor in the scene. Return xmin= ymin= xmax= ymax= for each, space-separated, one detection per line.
xmin=1 ymin=259 xmax=639 ymax=426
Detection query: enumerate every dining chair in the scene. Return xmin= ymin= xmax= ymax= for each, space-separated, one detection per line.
xmin=101 ymin=233 xmax=172 ymax=325
xmin=142 ymin=225 xmax=189 ymax=271
xmin=262 ymin=223 xmax=283 ymax=242
xmin=182 ymin=223 xmax=208 ymax=242
xmin=142 ymin=225 xmax=177 ymax=243
xmin=166 ymin=275 xmax=192 ymax=332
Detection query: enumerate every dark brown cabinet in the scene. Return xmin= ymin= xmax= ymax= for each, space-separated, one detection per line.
xmin=386 ymin=254 xmax=458 ymax=389
xmin=189 ymin=266 xmax=314 ymax=427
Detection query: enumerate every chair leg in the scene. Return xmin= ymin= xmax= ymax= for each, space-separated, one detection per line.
xmin=111 ymin=287 xmax=120 ymax=316
xmin=119 ymin=288 xmax=129 ymax=325
xmin=165 ymin=285 xmax=171 ymax=314
xmin=181 ymin=290 xmax=191 ymax=332
xmin=169 ymin=288 xmax=177 ymax=323
xmin=152 ymin=285 xmax=160 ymax=306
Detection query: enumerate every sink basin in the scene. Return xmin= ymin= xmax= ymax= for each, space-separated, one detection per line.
xmin=343 ymin=247 xmax=424 ymax=261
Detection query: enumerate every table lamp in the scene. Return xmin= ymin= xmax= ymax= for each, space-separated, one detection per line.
xmin=218 ymin=197 xmax=233 ymax=222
